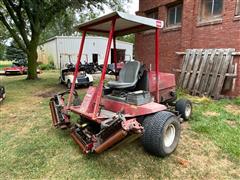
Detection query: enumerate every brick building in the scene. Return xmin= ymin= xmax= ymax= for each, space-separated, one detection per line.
xmin=135 ymin=0 xmax=240 ymax=96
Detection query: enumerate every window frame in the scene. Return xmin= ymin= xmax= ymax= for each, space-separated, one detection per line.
xmin=166 ymin=1 xmax=183 ymax=27
xmin=235 ymin=0 xmax=240 ymax=16
xmin=199 ymin=0 xmax=224 ymax=22
xmin=145 ymin=8 xmax=159 ymax=19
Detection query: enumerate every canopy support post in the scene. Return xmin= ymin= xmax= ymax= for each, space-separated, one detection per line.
xmin=93 ymin=19 xmax=116 ymax=118
xmin=113 ymin=36 xmax=117 ymax=80
xmin=155 ymin=28 xmax=160 ymax=103
xmin=67 ymin=31 xmax=86 ymax=108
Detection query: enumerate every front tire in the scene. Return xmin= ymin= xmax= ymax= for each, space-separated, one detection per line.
xmin=142 ymin=111 xmax=181 ymax=157
xmin=175 ymin=99 xmax=192 ymax=120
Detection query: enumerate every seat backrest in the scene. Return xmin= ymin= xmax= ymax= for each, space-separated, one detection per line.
xmin=119 ymin=61 xmax=140 ymax=83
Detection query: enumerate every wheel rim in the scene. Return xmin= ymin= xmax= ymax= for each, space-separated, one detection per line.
xmin=164 ymin=124 xmax=176 ymax=147
xmin=185 ymin=104 xmax=192 ymax=118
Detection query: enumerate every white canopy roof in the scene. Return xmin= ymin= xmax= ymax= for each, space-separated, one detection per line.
xmin=75 ymin=11 xmax=164 ymax=36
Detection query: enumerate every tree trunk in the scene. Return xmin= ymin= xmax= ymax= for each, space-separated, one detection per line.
xmin=26 ymin=32 xmax=40 ymax=80
xmin=27 ymin=47 xmax=38 ymax=79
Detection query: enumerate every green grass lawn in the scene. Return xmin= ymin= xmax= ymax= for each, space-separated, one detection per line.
xmin=178 ymin=90 xmax=240 ymax=159
xmin=0 ymin=71 xmax=239 ymax=179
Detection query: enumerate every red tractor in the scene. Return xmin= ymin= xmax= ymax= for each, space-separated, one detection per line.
xmin=49 ymin=12 xmax=192 ymax=157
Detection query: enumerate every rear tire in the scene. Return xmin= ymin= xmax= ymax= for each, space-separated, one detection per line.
xmin=175 ymin=99 xmax=192 ymax=120
xmin=142 ymin=111 xmax=181 ymax=157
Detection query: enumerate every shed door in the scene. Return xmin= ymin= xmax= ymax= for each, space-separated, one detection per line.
xmin=111 ymin=49 xmax=126 ymax=64
xmin=92 ymin=54 xmax=98 ymax=64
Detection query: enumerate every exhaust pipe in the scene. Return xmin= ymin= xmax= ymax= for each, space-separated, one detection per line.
xmin=95 ymin=129 xmax=128 ymax=154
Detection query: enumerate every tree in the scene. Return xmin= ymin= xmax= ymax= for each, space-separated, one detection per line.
xmin=0 ymin=23 xmax=9 ymax=59
xmin=0 ymin=43 xmax=5 ymax=60
xmin=117 ymin=34 xmax=135 ymax=43
xmin=0 ymin=0 xmax=129 ymax=79
xmin=5 ymin=42 xmax=27 ymax=65
xmin=40 ymin=8 xmax=77 ymax=42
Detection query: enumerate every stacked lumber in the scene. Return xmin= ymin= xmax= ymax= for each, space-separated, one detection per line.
xmin=176 ymin=49 xmax=238 ymax=99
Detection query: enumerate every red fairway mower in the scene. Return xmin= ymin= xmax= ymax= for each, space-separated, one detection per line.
xmin=49 ymin=12 xmax=192 ymax=157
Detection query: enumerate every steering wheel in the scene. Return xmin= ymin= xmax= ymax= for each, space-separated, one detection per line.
xmin=65 ymin=63 xmax=75 ymax=69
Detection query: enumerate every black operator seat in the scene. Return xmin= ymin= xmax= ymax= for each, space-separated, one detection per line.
xmin=107 ymin=61 xmax=141 ymax=89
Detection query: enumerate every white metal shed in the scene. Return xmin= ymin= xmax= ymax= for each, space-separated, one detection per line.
xmin=37 ymin=36 xmax=133 ymax=68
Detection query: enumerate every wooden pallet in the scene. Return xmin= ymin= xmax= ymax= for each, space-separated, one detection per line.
xmin=176 ymin=49 xmax=237 ymax=99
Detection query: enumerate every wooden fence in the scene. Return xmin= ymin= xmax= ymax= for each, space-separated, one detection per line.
xmin=176 ymin=49 xmax=238 ymax=99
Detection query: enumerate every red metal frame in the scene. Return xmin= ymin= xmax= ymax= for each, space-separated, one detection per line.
xmin=155 ymin=28 xmax=160 ymax=103
xmin=113 ymin=36 xmax=117 ymax=80
xmin=67 ymin=16 xmax=162 ymax=121
xmin=92 ymin=19 xmax=116 ymax=118
xmin=100 ymin=97 xmax=166 ymax=117
xmin=67 ymin=31 xmax=86 ymax=108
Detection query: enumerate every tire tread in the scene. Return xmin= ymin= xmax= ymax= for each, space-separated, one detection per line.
xmin=142 ymin=111 xmax=180 ymax=157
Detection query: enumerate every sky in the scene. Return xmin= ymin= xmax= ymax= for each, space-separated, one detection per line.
xmin=127 ymin=0 xmax=139 ymax=14
xmin=103 ymin=0 xmax=139 ymax=15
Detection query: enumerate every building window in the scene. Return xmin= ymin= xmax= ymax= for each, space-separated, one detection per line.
xmin=145 ymin=8 xmax=158 ymax=19
xmin=236 ymin=0 xmax=240 ymax=16
xmin=167 ymin=3 xmax=183 ymax=26
xmin=200 ymin=0 xmax=223 ymax=21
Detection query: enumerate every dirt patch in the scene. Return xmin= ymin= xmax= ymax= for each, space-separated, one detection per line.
xmin=169 ymin=123 xmax=240 ymax=179
xmin=225 ymin=104 xmax=240 ymax=115
xmin=174 ymin=156 xmax=189 ymax=167
xmin=225 ymin=120 xmax=239 ymax=128
xmin=35 ymin=88 xmax=60 ymax=98
xmin=204 ymin=111 xmax=220 ymax=117
xmin=35 ymin=87 xmax=87 ymax=98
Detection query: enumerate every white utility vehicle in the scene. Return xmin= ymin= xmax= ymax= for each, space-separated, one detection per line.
xmin=59 ymin=54 xmax=93 ymax=88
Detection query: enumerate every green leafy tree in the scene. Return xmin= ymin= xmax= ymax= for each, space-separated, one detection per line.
xmin=0 ymin=44 xmax=5 ymax=60
xmin=40 ymin=8 xmax=77 ymax=42
xmin=117 ymin=34 xmax=135 ymax=43
xmin=0 ymin=0 xmax=129 ymax=79
xmin=5 ymin=42 xmax=27 ymax=65
xmin=0 ymin=24 xmax=9 ymax=59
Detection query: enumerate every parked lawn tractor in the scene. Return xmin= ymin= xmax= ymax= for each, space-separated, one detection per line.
xmin=59 ymin=53 xmax=93 ymax=89
xmin=49 ymin=12 xmax=192 ymax=157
